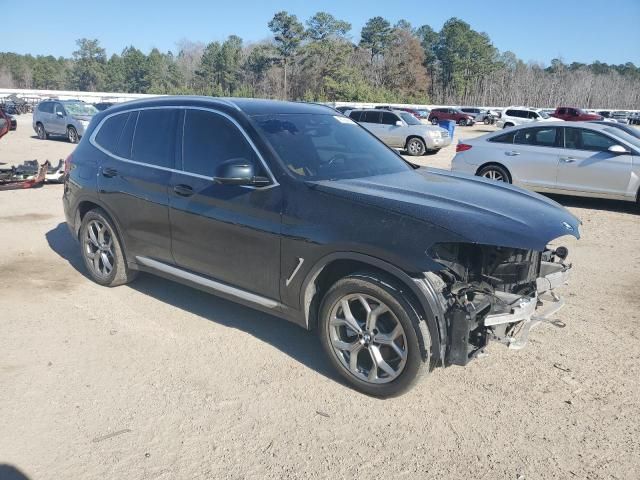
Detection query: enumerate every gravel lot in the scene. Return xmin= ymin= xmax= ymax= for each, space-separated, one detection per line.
xmin=1 ymin=114 xmax=639 ymax=480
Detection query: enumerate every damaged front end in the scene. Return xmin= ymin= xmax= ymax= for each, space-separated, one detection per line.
xmin=419 ymin=242 xmax=573 ymax=366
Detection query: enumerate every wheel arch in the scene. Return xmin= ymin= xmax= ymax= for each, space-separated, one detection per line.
xmin=74 ymin=198 xmax=130 ymax=258
xmin=299 ymin=252 xmax=443 ymax=363
xmin=404 ymin=135 xmax=426 ymax=149
xmin=475 ymin=162 xmax=513 ymax=183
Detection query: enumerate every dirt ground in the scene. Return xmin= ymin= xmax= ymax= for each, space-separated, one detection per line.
xmin=1 ymin=114 xmax=639 ymax=480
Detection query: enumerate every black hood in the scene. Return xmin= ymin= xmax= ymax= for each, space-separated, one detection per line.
xmin=309 ymin=168 xmax=580 ymax=252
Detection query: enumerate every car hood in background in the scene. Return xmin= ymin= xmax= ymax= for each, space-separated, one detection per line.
xmin=309 ymin=168 xmax=580 ymax=252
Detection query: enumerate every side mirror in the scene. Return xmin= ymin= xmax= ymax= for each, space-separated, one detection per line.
xmin=56 ymin=111 xmax=64 ymax=118
xmin=608 ymin=144 xmax=629 ymax=154
xmin=395 ymin=120 xmax=403 ymax=126
xmin=214 ymin=158 xmax=271 ymax=187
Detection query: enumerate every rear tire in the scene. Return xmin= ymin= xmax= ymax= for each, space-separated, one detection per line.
xmin=406 ymin=137 xmax=426 ymax=156
xmin=318 ymin=272 xmax=432 ymax=397
xmin=79 ymin=209 xmax=137 ymax=287
xmin=477 ymin=164 xmax=511 ymax=183
xmin=36 ymin=123 xmax=48 ymax=140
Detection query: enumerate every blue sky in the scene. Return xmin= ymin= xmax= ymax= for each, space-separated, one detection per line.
xmin=3 ymin=0 xmax=639 ymax=65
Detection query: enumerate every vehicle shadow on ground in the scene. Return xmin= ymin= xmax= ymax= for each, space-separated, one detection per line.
xmin=45 ymin=223 xmax=340 ymax=384
xmin=0 ymin=465 xmax=30 ymax=480
xmin=29 ymin=135 xmax=71 ymax=143
xmin=547 ymin=194 xmax=638 ymax=214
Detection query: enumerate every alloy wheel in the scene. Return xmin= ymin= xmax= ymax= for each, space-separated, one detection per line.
xmin=68 ymin=128 xmax=78 ymax=143
xmin=83 ymin=219 xmax=115 ymax=278
xmin=327 ymin=294 xmax=408 ymax=384
xmin=407 ymin=139 xmax=424 ymax=155
xmin=482 ymin=169 xmax=505 ymax=181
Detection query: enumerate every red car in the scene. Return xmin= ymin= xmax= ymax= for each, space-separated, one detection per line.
xmin=551 ymin=107 xmax=602 ymax=121
xmin=428 ymin=107 xmax=475 ymax=126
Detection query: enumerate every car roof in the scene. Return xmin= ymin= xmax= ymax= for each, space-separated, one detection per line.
xmin=100 ymin=96 xmax=336 ymax=117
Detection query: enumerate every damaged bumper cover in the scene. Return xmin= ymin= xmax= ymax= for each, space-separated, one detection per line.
xmin=416 ymin=245 xmax=574 ymax=367
xmin=485 ymin=260 xmax=571 ymax=350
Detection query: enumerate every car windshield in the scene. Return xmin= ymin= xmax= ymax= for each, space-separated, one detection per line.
xmin=252 ymin=113 xmax=412 ymax=181
xmin=63 ymin=102 xmax=98 ymax=116
xmin=399 ymin=112 xmax=421 ymax=125
xmin=537 ymin=111 xmax=550 ymax=119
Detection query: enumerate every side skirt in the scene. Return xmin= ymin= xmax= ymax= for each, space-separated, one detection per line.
xmin=134 ymin=256 xmax=306 ymax=328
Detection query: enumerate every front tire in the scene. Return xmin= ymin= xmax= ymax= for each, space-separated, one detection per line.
xmin=477 ymin=164 xmax=511 ymax=183
xmin=406 ymin=137 xmax=426 ymax=156
xmin=319 ymin=273 xmax=431 ymax=397
xmin=430 ymin=117 xmax=438 ymax=125
xmin=79 ymin=209 xmax=137 ymax=287
xmin=67 ymin=126 xmax=79 ymax=144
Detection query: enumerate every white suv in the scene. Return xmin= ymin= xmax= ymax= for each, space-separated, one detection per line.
xmin=497 ymin=107 xmax=561 ymax=129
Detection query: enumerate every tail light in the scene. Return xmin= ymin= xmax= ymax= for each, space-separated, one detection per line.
xmin=64 ymin=153 xmax=73 ymax=176
xmin=456 ymin=143 xmax=472 ymax=152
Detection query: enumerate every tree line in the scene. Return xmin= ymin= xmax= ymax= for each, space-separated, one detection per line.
xmin=1 ymin=12 xmax=638 ymax=108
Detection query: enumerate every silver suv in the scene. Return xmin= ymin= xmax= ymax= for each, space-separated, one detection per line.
xmin=349 ymin=109 xmax=451 ymax=156
xmin=33 ymin=100 xmax=98 ymax=143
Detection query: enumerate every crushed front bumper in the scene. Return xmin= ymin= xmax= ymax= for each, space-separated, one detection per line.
xmin=445 ymin=260 xmax=572 ymax=365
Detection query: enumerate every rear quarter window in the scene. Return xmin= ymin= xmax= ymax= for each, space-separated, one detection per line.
xmin=94 ymin=113 xmax=128 ymax=153
xmin=488 ymin=131 xmax=515 ymax=144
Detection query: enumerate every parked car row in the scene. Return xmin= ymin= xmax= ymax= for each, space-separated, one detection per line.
xmin=348 ymin=109 xmax=451 ymax=155
xmin=497 ymin=107 xmax=558 ymax=128
xmin=453 ymin=121 xmax=639 ymax=204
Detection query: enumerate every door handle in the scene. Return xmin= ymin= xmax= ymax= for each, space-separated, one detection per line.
xmin=173 ymin=184 xmax=194 ymax=197
xmin=505 ymin=151 xmax=520 ymax=156
xmin=560 ymin=157 xmax=577 ymax=163
xmin=102 ymin=167 xmax=118 ymax=178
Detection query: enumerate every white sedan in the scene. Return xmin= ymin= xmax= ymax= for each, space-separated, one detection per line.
xmin=451 ymin=122 xmax=640 ymax=204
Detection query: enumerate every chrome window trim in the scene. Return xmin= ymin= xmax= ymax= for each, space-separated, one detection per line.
xmin=89 ymin=105 xmax=279 ymax=189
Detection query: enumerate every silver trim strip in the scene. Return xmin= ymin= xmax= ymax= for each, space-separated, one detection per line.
xmin=136 ymin=256 xmax=280 ymax=309
xmin=285 ymin=257 xmax=304 ymax=287
xmin=89 ymin=105 xmax=279 ymax=189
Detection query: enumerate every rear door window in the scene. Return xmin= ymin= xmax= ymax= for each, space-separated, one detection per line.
xmin=39 ymin=102 xmax=53 ymax=114
xmin=349 ymin=111 xmax=362 ymax=122
xmin=361 ymin=111 xmax=380 ymax=124
xmin=514 ymin=127 xmax=559 ymax=146
xmin=131 ymin=109 xmax=178 ymax=168
xmin=181 ymin=109 xmax=260 ymax=177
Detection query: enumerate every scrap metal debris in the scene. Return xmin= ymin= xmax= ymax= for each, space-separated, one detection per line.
xmin=0 ymin=159 xmax=64 ymax=191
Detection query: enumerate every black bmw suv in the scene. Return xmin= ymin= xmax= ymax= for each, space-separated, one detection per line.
xmin=63 ymin=96 xmax=580 ymax=397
